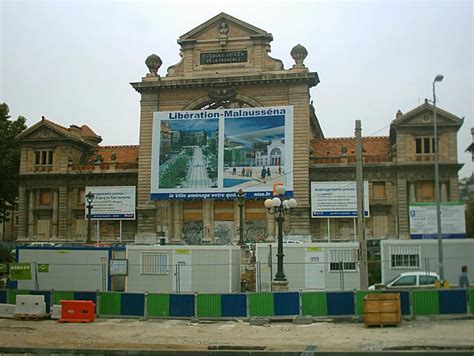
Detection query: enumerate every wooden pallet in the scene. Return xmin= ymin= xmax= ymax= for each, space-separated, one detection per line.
xmin=14 ymin=313 xmax=51 ymax=321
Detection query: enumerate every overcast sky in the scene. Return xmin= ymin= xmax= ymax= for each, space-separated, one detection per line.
xmin=1 ymin=0 xmax=473 ymax=177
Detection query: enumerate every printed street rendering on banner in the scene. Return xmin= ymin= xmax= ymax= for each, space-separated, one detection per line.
xmin=150 ymin=106 xmax=294 ymax=200
xmin=311 ymin=181 xmax=369 ymax=218
xmin=85 ymin=186 xmax=136 ymax=220
xmin=409 ymin=203 xmax=466 ymax=239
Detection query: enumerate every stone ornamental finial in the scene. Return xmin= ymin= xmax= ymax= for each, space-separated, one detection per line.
xmin=145 ymin=54 xmax=162 ymax=77
xmin=290 ymin=44 xmax=308 ymax=68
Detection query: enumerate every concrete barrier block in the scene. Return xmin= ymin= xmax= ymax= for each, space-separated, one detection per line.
xmin=249 ymin=318 xmax=270 ymax=326
xmin=0 ymin=304 xmax=16 ymax=318
xmin=14 ymin=295 xmax=46 ymax=316
xmin=51 ymin=305 xmax=62 ymax=320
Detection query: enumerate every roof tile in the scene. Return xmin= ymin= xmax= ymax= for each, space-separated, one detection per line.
xmin=311 ymin=136 xmax=390 ymax=161
xmin=90 ymin=145 xmax=139 ymax=164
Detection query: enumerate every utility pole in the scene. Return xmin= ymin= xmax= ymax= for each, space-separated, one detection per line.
xmin=355 ymin=120 xmax=369 ymax=290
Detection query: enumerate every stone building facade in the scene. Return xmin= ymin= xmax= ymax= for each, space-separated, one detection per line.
xmin=310 ymin=100 xmax=463 ymax=241
xmin=15 ymin=118 xmax=138 ymax=242
xmin=130 ymin=13 xmax=320 ymax=244
xmin=13 ymin=13 xmax=464 ymax=243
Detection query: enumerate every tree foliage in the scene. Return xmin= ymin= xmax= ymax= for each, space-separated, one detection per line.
xmin=0 ymin=103 xmax=27 ymax=222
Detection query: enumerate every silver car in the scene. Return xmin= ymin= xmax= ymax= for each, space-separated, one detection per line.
xmin=369 ymin=271 xmax=440 ymax=290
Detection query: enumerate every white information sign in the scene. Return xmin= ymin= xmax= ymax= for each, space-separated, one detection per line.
xmin=85 ymin=186 xmax=136 ymax=220
xmin=409 ymin=203 xmax=466 ymax=239
xmin=109 ymin=259 xmax=128 ymax=276
xmin=311 ymin=181 xmax=369 ymax=218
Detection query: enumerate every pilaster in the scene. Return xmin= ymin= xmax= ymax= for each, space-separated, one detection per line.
xmin=17 ymin=186 xmax=27 ymax=240
xmin=28 ymin=190 xmax=35 ymax=238
xmin=396 ymin=177 xmax=409 ymax=239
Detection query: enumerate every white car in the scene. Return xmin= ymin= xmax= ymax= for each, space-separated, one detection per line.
xmin=368 ymin=271 xmax=440 ymax=290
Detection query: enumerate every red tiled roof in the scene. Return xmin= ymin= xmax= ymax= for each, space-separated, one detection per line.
xmin=311 ymin=136 xmax=391 ymax=163
xmin=90 ymin=145 xmax=139 ymax=164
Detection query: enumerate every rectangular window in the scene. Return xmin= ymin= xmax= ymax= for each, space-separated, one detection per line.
xmin=415 ymin=137 xmax=436 ymax=154
xmin=39 ymin=190 xmax=51 ymax=205
xmin=329 ymin=249 xmax=357 ymax=272
xmin=373 ymin=182 xmax=386 ymax=199
xmin=415 ymin=138 xmax=422 ymax=154
xmin=140 ymin=252 xmax=169 ymax=275
xmin=390 ymin=245 xmax=420 ymax=269
xmin=420 ymin=181 xmax=434 ymax=200
xmin=34 ymin=149 xmax=54 ymax=166
xmin=372 ymin=214 xmax=388 ymax=237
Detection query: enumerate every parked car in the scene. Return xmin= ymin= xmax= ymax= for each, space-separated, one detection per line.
xmin=368 ymin=271 xmax=440 ymax=290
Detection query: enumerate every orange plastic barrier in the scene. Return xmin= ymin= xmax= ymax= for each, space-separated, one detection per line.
xmin=58 ymin=300 xmax=95 ymax=323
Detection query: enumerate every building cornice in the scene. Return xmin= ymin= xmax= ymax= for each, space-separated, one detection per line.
xmin=130 ymin=72 xmax=319 ymax=93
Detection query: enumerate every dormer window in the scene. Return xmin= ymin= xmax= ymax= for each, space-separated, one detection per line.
xmin=415 ymin=137 xmax=436 ymax=154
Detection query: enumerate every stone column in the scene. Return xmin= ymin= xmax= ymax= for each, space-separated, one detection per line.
xmin=441 ymin=182 xmax=448 ymax=202
xmin=266 ymin=210 xmax=275 ymax=242
xmin=202 ymin=200 xmax=214 ymax=243
xmin=449 ymin=176 xmax=460 ymax=201
xmin=170 ymin=201 xmax=182 ymax=244
xmin=28 ymin=190 xmax=35 ymax=238
xmin=52 ymin=190 xmax=59 ymax=238
xmin=233 ymin=201 xmax=240 ymax=243
xmin=409 ymin=182 xmax=416 ymax=203
xmin=396 ymin=177 xmax=409 ymax=239
xmin=166 ymin=201 xmax=173 ymax=239
xmin=57 ymin=187 xmax=68 ymax=240
xmin=288 ymin=83 xmax=311 ymax=236
xmin=136 ymin=91 xmax=159 ymax=237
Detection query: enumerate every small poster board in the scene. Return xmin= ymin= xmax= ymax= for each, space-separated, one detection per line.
xmin=9 ymin=263 xmax=32 ymax=280
xmin=109 ymin=259 xmax=128 ymax=276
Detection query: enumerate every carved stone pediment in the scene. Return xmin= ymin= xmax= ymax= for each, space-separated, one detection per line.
xmin=178 ymin=12 xmax=272 ymax=44
xmin=391 ymin=102 xmax=463 ymax=129
xmin=27 ymin=127 xmax=62 ymax=140
xmin=165 ymin=13 xmax=284 ymax=77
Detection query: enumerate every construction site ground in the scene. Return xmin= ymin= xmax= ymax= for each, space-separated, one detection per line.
xmin=0 ymin=316 xmax=474 ymax=353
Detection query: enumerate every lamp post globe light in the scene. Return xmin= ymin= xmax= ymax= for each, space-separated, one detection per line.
xmin=432 ymin=74 xmax=444 ymax=281
xmin=86 ymin=191 xmax=95 ymax=244
xmin=264 ymin=185 xmax=297 ymax=290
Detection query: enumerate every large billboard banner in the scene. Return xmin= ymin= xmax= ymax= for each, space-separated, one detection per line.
xmin=150 ymin=106 xmax=294 ymax=200
xmin=311 ymin=181 xmax=369 ymax=218
xmin=409 ymin=203 xmax=466 ymax=239
xmin=85 ymin=186 xmax=136 ymax=220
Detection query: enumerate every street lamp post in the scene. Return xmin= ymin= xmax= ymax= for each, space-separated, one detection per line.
xmin=86 ymin=191 xmax=95 ymax=244
xmin=433 ymin=74 xmax=444 ymax=281
xmin=264 ymin=185 xmax=297 ymax=289
xmin=237 ymin=189 xmax=245 ymax=246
